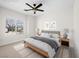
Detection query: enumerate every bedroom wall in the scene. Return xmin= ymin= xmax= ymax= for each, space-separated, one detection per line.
xmin=26 ymin=15 xmax=37 ymax=37
xmin=37 ymin=0 xmax=74 ymax=47
xmin=73 ymin=0 xmax=79 ymax=57
xmin=0 ymin=7 xmax=37 ymax=46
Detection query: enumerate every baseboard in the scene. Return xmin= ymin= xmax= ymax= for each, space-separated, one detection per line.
xmin=0 ymin=40 xmax=23 ymax=47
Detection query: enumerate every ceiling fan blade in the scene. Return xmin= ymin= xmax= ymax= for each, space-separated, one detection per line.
xmin=25 ymin=3 xmax=34 ymax=9
xmin=36 ymin=9 xmax=44 ymax=12
xmin=35 ymin=3 xmax=42 ymax=9
xmin=24 ymin=9 xmax=33 ymax=11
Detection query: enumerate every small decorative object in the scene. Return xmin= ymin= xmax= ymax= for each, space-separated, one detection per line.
xmin=36 ymin=28 xmax=41 ymax=36
xmin=63 ymin=28 xmax=69 ymax=39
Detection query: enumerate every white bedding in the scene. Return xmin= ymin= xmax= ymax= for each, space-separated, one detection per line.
xmin=24 ymin=38 xmax=56 ymax=58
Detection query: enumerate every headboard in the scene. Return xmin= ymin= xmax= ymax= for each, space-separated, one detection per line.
xmin=41 ymin=30 xmax=60 ymax=36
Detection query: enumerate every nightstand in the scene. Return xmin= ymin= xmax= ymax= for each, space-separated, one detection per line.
xmin=59 ymin=38 xmax=69 ymax=47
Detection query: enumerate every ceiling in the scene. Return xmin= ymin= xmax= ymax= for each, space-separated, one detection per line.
xmin=0 ymin=0 xmax=74 ymax=16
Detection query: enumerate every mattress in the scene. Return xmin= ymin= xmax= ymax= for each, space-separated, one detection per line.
xmin=24 ymin=38 xmax=56 ymax=57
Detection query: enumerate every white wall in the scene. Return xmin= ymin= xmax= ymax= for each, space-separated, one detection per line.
xmin=37 ymin=0 xmax=74 ymax=47
xmin=0 ymin=7 xmax=37 ymax=46
xmin=26 ymin=15 xmax=37 ymax=37
xmin=73 ymin=0 xmax=79 ymax=57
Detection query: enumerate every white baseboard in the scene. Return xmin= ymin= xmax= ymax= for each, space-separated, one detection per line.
xmin=0 ymin=40 xmax=22 ymax=46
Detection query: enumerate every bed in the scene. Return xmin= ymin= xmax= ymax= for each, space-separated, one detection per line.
xmin=24 ymin=30 xmax=60 ymax=58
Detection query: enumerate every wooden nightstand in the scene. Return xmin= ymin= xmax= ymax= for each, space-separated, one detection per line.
xmin=59 ymin=38 xmax=69 ymax=47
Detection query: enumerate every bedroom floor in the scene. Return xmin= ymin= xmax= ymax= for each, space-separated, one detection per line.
xmin=0 ymin=41 xmax=74 ymax=58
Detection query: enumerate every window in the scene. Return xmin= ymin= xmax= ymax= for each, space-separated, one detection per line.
xmin=6 ymin=18 xmax=23 ymax=33
xmin=16 ymin=20 xmax=23 ymax=32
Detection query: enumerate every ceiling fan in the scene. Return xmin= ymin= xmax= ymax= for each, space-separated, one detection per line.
xmin=24 ymin=3 xmax=44 ymax=14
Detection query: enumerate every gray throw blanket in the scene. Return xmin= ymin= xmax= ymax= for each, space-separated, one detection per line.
xmin=31 ymin=36 xmax=59 ymax=52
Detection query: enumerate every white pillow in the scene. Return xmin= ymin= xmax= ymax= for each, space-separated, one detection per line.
xmin=40 ymin=33 xmax=50 ymax=38
xmin=49 ymin=34 xmax=59 ymax=38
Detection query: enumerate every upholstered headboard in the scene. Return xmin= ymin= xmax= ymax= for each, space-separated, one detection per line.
xmin=41 ymin=30 xmax=60 ymax=36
